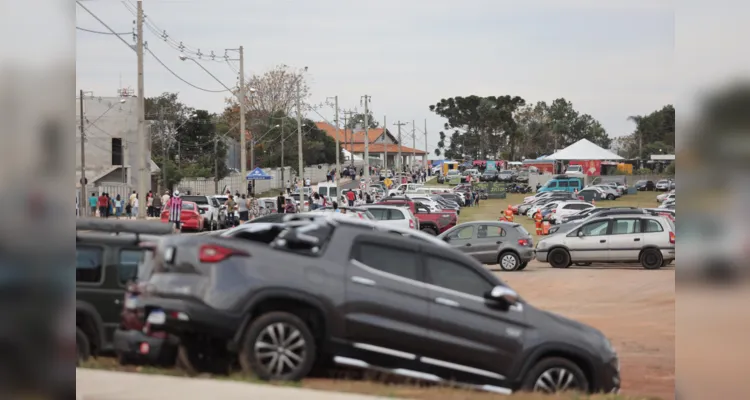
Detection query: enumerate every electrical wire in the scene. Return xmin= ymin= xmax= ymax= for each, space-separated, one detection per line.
xmin=144 ymin=46 xmax=229 ymax=93
xmin=77 ymin=26 xmax=131 ymax=35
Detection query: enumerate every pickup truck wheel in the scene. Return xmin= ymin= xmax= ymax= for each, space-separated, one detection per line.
xmin=640 ymin=248 xmax=663 ymax=270
xmin=498 ymin=252 xmax=521 ymax=271
xmin=240 ymin=311 xmax=317 ymax=381
xmin=76 ymin=327 xmax=90 ymax=365
xmin=522 ymin=357 xmax=589 ymax=394
xmin=548 ymin=248 xmax=571 ymax=269
xmin=420 ymin=226 xmax=438 ymax=236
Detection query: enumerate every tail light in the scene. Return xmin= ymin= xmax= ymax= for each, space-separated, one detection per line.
xmin=578 ymin=196 xmax=584 ymax=200
xmin=198 ymin=244 xmax=249 ymax=263
xmin=552 ymin=209 xmax=556 ymax=213
xmin=518 ymin=239 xmax=530 ymax=247
xmin=669 ymin=232 xmax=675 ymax=244
xmin=409 ymin=219 xmax=415 ymax=229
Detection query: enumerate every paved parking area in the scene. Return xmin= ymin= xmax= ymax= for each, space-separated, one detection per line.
xmin=490 ymin=260 xmax=675 ymax=399
xmin=76 ymin=369 xmax=389 ymax=400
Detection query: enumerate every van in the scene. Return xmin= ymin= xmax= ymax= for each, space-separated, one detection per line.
xmin=538 ymin=175 xmax=584 ymax=193
xmin=316 ymin=183 xmax=339 ymax=202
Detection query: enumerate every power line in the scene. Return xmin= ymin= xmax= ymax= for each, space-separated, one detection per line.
xmin=144 ymin=45 xmax=229 ymax=93
xmin=77 ymin=26 xmax=131 ymax=35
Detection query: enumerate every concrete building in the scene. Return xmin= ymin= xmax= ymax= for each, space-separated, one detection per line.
xmin=75 ymin=94 xmax=160 ymax=193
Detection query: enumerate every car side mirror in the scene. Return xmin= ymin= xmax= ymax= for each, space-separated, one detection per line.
xmin=484 ymin=286 xmax=519 ymax=310
xmin=443 ymin=235 xmax=452 ymax=243
xmin=577 ymin=230 xmax=584 ymax=237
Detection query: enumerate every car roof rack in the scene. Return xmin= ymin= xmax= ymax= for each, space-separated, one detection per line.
xmin=76 ymin=218 xmax=174 ymax=241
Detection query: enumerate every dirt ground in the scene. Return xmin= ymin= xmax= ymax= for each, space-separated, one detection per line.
xmin=491 ymin=260 xmax=675 ymax=399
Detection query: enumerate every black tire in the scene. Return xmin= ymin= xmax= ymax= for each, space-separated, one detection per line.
xmin=518 ymin=261 xmax=529 ymax=271
xmin=521 ymin=357 xmax=589 ymax=394
xmin=76 ymin=327 xmax=90 ymax=365
xmin=420 ymin=226 xmax=438 ymax=236
xmin=498 ymin=252 xmax=521 ymax=271
xmin=548 ymin=248 xmax=571 ymax=269
xmin=606 ymin=194 xmax=615 ymax=200
xmin=640 ymin=248 xmax=663 ymax=270
xmin=574 ymin=262 xmax=592 ymax=266
xmin=239 ymin=311 xmax=317 ymax=381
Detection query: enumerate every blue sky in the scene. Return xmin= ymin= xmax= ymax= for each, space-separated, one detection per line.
xmin=76 ymin=0 xmax=674 ymax=153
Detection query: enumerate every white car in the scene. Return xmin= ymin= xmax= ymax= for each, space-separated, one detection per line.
xmin=550 ymin=201 xmax=596 ymax=224
xmin=657 ymin=190 xmax=675 ymax=203
xmin=405 ymin=195 xmax=441 ymax=212
xmin=655 ymin=179 xmax=672 ymax=191
xmin=361 ymin=204 xmax=419 ymax=230
xmin=527 ymin=201 xmax=562 ymax=217
xmin=180 ymin=195 xmax=222 ymax=230
xmin=565 ymin=164 xmax=584 ymax=174
xmin=523 ymin=191 xmax=558 ymax=203
xmin=589 ymin=185 xmax=620 ymax=200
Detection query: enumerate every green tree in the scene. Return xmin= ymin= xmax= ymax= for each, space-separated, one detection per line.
xmin=344 ymin=111 xmax=379 ymax=129
xmin=625 ymin=105 xmax=675 ymax=159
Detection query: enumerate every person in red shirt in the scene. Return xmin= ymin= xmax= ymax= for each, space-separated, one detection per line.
xmin=97 ymin=193 xmax=108 ymax=218
xmin=346 ymin=190 xmax=356 ymax=207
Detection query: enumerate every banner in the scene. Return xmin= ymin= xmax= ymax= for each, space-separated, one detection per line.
xmin=486 ymin=160 xmax=497 ymax=171
xmin=471 ymin=181 xmax=507 ymax=199
xmin=569 ymin=160 xmax=601 ymax=176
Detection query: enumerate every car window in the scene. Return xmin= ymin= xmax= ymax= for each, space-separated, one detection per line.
xmin=118 ymin=249 xmax=144 ymax=285
xmin=580 ymin=220 xmax=609 ymax=236
xmin=76 ymin=246 xmax=103 ymax=283
xmin=426 ymin=256 xmax=493 ymax=296
xmin=367 ymin=208 xmax=387 ymax=220
xmin=559 ymin=181 xmax=569 ymax=187
xmin=643 ymin=219 xmax=664 ymax=233
xmin=612 ymin=219 xmax=640 ymax=235
xmin=182 ymin=203 xmax=195 ymax=210
xmin=546 ymin=181 xmax=558 ymax=188
xmin=389 ymin=209 xmax=405 ymax=220
xmin=182 ymin=196 xmax=208 ymax=205
xmin=454 ymin=225 xmax=474 ymax=239
xmin=477 ymin=224 xmax=504 ymax=238
xmin=211 ymin=198 xmax=220 ymax=207
xmin=354 ymin=242 xmax=419 ymax=281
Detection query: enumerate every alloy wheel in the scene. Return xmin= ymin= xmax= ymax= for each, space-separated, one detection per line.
xmin=254 ymin=322 xmax=307 ymax=378
xmin=533 ymin=367 xmax=580 ymax=393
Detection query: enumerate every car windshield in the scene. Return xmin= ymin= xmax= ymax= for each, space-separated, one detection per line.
xmin=182 ymin=203 xmax=195 ymax=210
xmin=181 ymin=196 xmax=208 ymax=205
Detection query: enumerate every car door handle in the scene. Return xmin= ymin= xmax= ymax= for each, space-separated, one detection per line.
xmin=600 ymin=239 xmax=606 ymax=243
xmin=634 ymin=238 xmax=641 ymax=241
xmin=351 ymin=276 xmax=376 ymax=286
xmin=435 ymin=297 xmax=460 ymax=307
xmin=465 ymin=243 xmax=471 ymax=247
xmin=496 ymin=241 xmax=502 ymax=244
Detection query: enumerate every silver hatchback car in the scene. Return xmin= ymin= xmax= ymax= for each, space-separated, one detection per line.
xmin=535 ymin=215 xmax=675 ymax=269
xmin=437 ymin=221 xmax=535 ymax=271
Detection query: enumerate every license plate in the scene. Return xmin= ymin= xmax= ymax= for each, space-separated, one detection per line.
xmin=146 ymin=310 xmax=166 ymax=325
xmin=125 ymin=295 xmax=138 ymax=309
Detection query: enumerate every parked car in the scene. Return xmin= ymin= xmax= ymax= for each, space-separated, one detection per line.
xmin=76 ymin=219 xmax=173 ymax=365
xmin=548 ymin=208 xmax=648 ymax=235
xmin=480 ymin=170 xmax=498 ymax=182
xmin=378 ymin=196 xmax=457 ymax=235
xmin=601 ymin=182 xmax=627 ymax=195
xmin=515 ymin=170 xmax=529 ymax=183
xmin=548 ymin=201 xmax=596 ymax=224
xmin=361 ymin=204 xmax=419 ymax=230
xmin=656 ymin=190 xmax=675 ymax=203
xmin=496 ymin=170 xmax=515 ymax=182
xmin=437 ymin=221 xmax=534 ymax=270
xmin=536 ymin=215 xmax=676 ymax=269
xmin=590 ymin=185 xmax=620 ymax=200
xmin=635 ymin=180 xmax=655 ymax=191
xmin=537 ymin=176 xmax=584 ymax=193
xmin=655 ymin=179 xmax=672 ymax=191
xmin=576 ymin=187 xmax=606 ymax=202
xmin=160 ymin=201 xmax=205 ymax=231
xmin=140 ymin=217 xmax=620 ymax=394
xmin=180 ymin=195 xmax=223 ymax=230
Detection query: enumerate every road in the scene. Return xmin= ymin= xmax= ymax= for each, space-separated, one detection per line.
xmin=76 ymin=369 xmax=390 ymax=400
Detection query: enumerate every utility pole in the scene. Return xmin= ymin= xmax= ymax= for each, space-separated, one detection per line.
xmin=412 ymin=120 xmax=416 ymax=170
xmin=214 ymin=135 xmax=219 ymax=194
xmin=383 ymin=115 xmax=387 ymax=171
xmin=638 ymin=130 xmax=643 ymax=169
xmin=424 ymin=119 xmax=428 ymax=170
xmin=160 ymin=107 xmax=167 ymax=192
xmin=79 ymin=90 xmax=87 ymax=217
xmin=333 ymin=96 xmax=341 ymax=187
xmin=136 ymin=0 xmax=147 ymax=219
xmin=362 ymin=95 xmax=371 ymax=191
xmin=280 ymin=121 xmax=284 ymax=186
xmin=239 ymin=46 xmax=247 ymax=189
xmin=394 ymin=121 xmax=408 ymax=172
xmin=342 ymin=110 xmax=356 ymax=167
xmin=295 ymin=79 xmax=305 ymax=211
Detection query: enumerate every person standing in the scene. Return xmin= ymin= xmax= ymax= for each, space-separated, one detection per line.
xmin=114 ymin=195 xmax=123 ymax=218
xmin=276 ymin=192 xmax=286 ymax=214
xmin=286 ymin=180 xmax=291 ymax=195
xmin=152 ymin=193 xmax=162 ymax=218
xmin=132 ymin=193 xmax=139 ymax=217
xmin=97 ymin=192 xmax=107 ymax=218
xmin=224 ymin=195 xmax=237 ymax=226
xmin=346 ymin=190 xmax=356 ymax=207
xmin=161 ymin=190 xmax=171 ymax=211
xmin=129 ymin=190 xmax=137 ymax=209
xmin=167 ymin=190 xmax=183 ymax=232
xmin=534 ymin=209 xmax=544 ymax=236
xmin=88 ymin=192 xmax=98 ymax=216
xmin=238 ymin=194 xmax=249 ymax=222
xmin=146 ymin=191 xmax=154 ymax=217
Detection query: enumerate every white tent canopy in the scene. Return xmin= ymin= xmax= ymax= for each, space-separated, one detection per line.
xmin=545 ymin=139 xmax=624 ymax=161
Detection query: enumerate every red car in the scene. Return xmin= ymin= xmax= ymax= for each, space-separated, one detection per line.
xmin=160 ymin=201 xmax=204 ymax=231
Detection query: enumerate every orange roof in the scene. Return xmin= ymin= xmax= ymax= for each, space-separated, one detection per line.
xmin=316 ymin=121 xmax=387 ymax=144
xmin=342 ymin=143 xmax=426 ymax=155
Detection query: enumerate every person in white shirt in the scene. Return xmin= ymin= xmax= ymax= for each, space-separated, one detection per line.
xmin=305 ymin=177 xmax=311 ymax=187
xmin=161 ymin=190 xmax=171 ymax=210
xmin=132 ymin=195 xmax=139 ymax=217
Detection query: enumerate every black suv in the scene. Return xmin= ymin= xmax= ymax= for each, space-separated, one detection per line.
xmin=140 ymin=219 xmax=620 ymax=395
xmin=75 ymin=219 xmax=172 ymax=362
xmin=480 ymin=170 xmax=497 ymax=182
